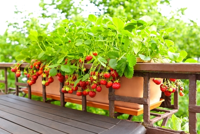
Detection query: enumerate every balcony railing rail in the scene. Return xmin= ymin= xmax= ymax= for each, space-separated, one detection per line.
xmin=0 ymin=62 xmax=200 ymax=134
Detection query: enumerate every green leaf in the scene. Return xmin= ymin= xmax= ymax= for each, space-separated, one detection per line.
xmin=88 ymin=14 xmax=97 ymax=22
xmin=15 ymin=55 xmax=25 ymax=61
xmin=61 ymin=65 xmax=72 ymax=73
xmin=176 ymin=50 xmax=187 ymax=62
xmin=87 ymin=32 xmax=94 ymax=36
xmin=168 ymin=52 xmax=180 ymax=61
xmin=29 ymin=30 xmax=38 ymax=41
xmin=49 ymin=68 xmax=57 ymax=76
xmin=97 ymin=56 xmax=107 ymax=67
xmin=139 ymin=54 xmax=151 ymax=61
xmin=166 ymin=28 xmax=176 ymax=33
xmin=107 ymin=51 xmax=119 ymax=59
xmin=109 ymin=59 xmax=118 ymax=69
xmin=75 ymin=39 xmax=83 ymax=46
xmin=139 ymin=16 xmax=153 ymax=25
xmin=132 ymin=38 xmax=142 ymax=54
xmin=112 ymin=17 xmax=124 ymax=31
xmin=184 ymin=58 xmax=198 ymax=63
xmin=116 ymin=57 xmax=127 ymax=77
xmin=179 ymin=50 xmax=187 ymax=59
xmin=74 ymin=79 xmax=81 ymax=87
xmin=158 ymin=21 xmax=165 ymax=26
xmin=124 ymin=22 xmax=137 ymax=32
xmin=82 ymin=74 xmax=89 ymax=81
xmin=165 ymin=40 xmax=174 ymax=47
xmin=57 ymin=27 xmax=65 ymax=35
xmin=137 ymin=20 xmax=147 ymax=26
xmin=48 ymin=64 xmax=60 ymax=68
xmin=181 ymin=122 xmax=189 ymax=132
xmin=121 ymin=30 xmax=133 ymax=37
xmin=57 ymin=57 xmax=65 ymax=64
xmin=171 ymin=114 xmax=182 ymax=130
xmin=168 ymin=47 xmax=176 ymax=53
xmin=38 ymin=51 xmax=45 ymax=59
xmin=84 ymin=40 xmax=91 ymax=45
xmin=107 ymin=24 xmax=116 ymax=30
xmin=124 ymin=64 xmax=134 ymax=78
xmin=21 ymin=50 xmax=30 ymax=56
xmin=127 ymin=54 xmax=137 ymax=67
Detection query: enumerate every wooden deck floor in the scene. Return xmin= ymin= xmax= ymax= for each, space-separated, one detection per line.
xmin=0 ymin=94 xmax=146 ymax=134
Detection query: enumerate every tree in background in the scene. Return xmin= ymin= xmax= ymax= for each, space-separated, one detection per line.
xmin=39 ymin=0 xmax=82 ymax=19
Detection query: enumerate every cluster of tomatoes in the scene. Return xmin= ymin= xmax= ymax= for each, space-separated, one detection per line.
xmin=11 ymin=63 xmax=21 ymax=77
xmin=28 ymin=61 xmax=56 ymax=86
xmin=61 ymin=68 xmax=121 ymax=98
xmin=11 ymin=58 xmax=122 ymax=98
xmin=59 ymin=52 xmax=121 ymax=98
xmin=11 ymin=60 xmax=55 ymax=86
xmin=153 ymin=78 xmax=184 ymax=97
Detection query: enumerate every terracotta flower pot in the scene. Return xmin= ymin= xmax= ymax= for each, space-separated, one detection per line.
xmin=30 ymin=76 xmax=161 ymax=109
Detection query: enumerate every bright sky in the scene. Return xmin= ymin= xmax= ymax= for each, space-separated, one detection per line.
xmin=0 ymin=0 xmax=200 ymax=35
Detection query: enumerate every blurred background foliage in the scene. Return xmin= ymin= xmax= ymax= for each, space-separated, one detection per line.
xmin=1 ymin=0 xmax=200 ymax=132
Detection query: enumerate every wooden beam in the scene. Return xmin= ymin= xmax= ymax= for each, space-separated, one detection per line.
xmin=15 ymin=82 xmax=27 ymax=87
xmin=15 ymin=75 xmax=19 ymax=96
xmin=150 ymin=113 xmax=162 ymax=117
xmin=161 ymin=115 xmax=172 ymax=126
xmin=109 ymin=95 xmax=148 ymax=104
xmin=0 ymin=80 xmax=5 ymax=83
xmin=143 ymin=73 xmax=151 ymax=126
xmin=189 ymin=75 xmax=197 ymax=134
xmin=42 ymin=77 xmax=46 ymax=103
xmin=82 ymin=88 xmax=87 ymax=112
xmin=4 ymin=68 xmax=7 ymax=94
xmin=60 ymin=81 xmax=65 ymax=107
xmin=189 ymin=105 xmax=200 ymax=113
xmin=109 ymin=87 xmax=115 ymax=118
xmin=150 ymin=109 xmax=178 ymax=124
xmin=84 ymin=63 xmax=200 ymax=73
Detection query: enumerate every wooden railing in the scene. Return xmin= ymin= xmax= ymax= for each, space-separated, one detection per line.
xmin=0 ymin=63 xmax=200 ymax=134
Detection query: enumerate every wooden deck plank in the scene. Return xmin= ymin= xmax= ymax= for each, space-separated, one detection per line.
xmin=1 ymin=95 xmax=117 ymax=127
xmin=0 ymin=103 xmax=95 ymax=134
xmin=0 ymin=94 xmax=147 ymax=134
xmin=0 ymin=110 xmax=66 ymax=134
xmin=0 ymin=127 xmax=11 ymax=134
xmin=5 ymin=94 xmax=119 ymax=124
xmin=0 ymin=117 xmax=39 ymax=134
xmin=0 ymin=100 xmax=105 ymax=133
xmin=100 ymin=120 xmax=146 ymax=134
xmin=0 ymin=96 xmax=115 ymax=129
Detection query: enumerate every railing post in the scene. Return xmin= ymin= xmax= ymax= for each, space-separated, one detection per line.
xmin=4 ymin=68 xmax=8 ymax=94
xmin=189 ymin=74 xmax=197 ymax=134
xmin=143 ymin=73 xmax=151 ymax=126
xmin=173 ymin=87 xmax=179 ymax=109
xmin=15 ymin=74 xmax=19 ymax=96
xmin=60 ymin=81 xmax=65 ymax=107
xmin=42 ymin=77 xmax=46 ymax=102
xmin=109 ymin=87 xmax=115 ymax=118
xmin=82 ymin=88 xmax=87 ymax=112
xmin=27 ymin=85 xmax=32 ymax=99
xmin=26 ymin=73 xmax=32 ymax=99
